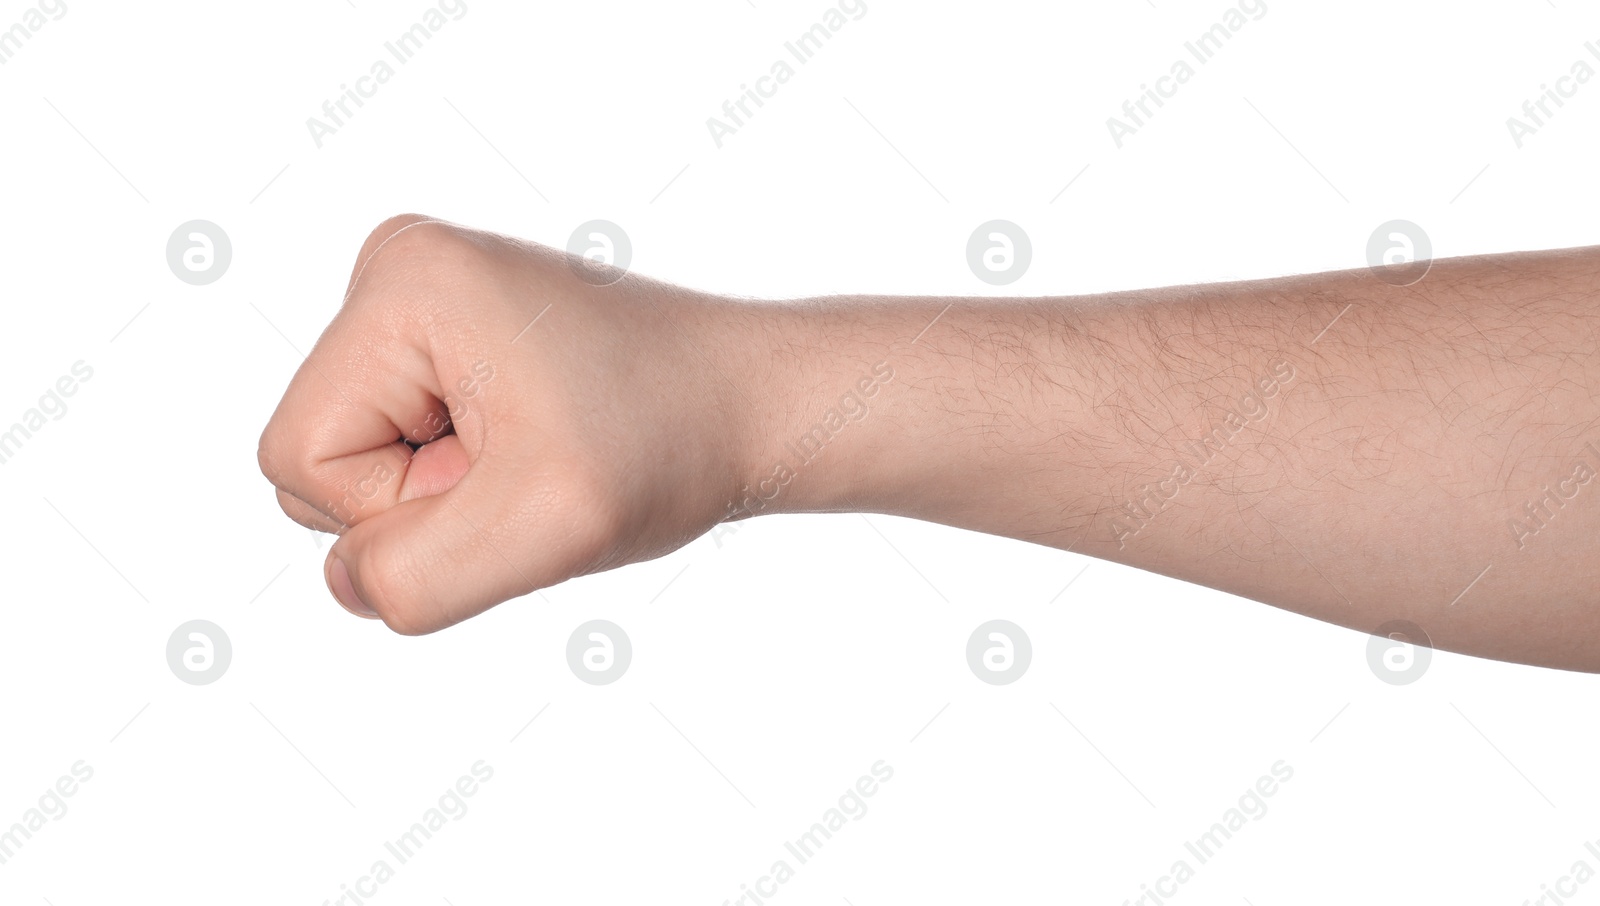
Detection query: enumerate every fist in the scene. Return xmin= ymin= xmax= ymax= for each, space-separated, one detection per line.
xmin=258 ymin=215 xmax=753 ymax=633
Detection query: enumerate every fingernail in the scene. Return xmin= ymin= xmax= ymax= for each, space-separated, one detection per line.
xmin=328 ymin=555 xmax=378 ymax=618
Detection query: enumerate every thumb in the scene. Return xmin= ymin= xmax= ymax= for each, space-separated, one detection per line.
xmin=324 ymin=451 xmax=553 ymax=634
xmin=399 ymin=434 xmax=471 ymax=502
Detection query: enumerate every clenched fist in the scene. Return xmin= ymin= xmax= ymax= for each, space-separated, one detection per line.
xmin=258 ymin=215 xmax=763 ymax=634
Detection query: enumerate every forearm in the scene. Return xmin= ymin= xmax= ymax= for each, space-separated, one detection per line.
xmin=730 ymin=247 xmax=1600 ymax=670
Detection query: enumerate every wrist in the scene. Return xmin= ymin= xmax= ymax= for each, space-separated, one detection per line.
xmin=714 ymin=296 xmax=924 ymax=522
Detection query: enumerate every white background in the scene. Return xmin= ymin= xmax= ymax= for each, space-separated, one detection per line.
xmin=3 ymin=0 xmax=1599 ymax=903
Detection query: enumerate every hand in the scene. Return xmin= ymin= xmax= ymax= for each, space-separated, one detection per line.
xmin=258 ymin=215 xmax=754 ymax=634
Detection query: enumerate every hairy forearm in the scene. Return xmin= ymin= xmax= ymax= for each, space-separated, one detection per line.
xmin=729 ymin=247 xmax=1600 ymax=670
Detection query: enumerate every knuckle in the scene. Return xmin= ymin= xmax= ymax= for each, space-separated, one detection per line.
xmin=358 ymin=213 xmax=442 ymax=262
xmin=274 ymin=491 xmax=307 ymax=526
xmin=259 ymin=420 xmax=329 ymax=507
xmin=257 ymin=427 xmax=293 ymax=486
xmin=357 ymin=536 xmax=407 ymax=613
xmin=380 ymin=609 xmax=433 ymax=637
xmin=360 ymin=217 xmax=466 ymax=280
xmin=257 ymin=442 xmax=279 ymax=484
xmin=358 ymin=535 xmax=434 ymax=636
xmin=349 ymin=216 xmax=481 ymax=324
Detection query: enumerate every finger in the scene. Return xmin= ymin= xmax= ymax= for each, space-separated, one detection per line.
xmin=400 ymin=434 xmax=471 ymax=502
xmin=276 ymin=489 xmax=347 ymax=535
xmin=324 ymin=453 xmax=596 ymax=634
xmin=258 ymin=221 xmax=467 ymax=526
xmin=258 ymin=338 xmax=445 ymax=526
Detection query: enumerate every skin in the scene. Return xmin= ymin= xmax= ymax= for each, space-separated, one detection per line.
xmin=259 ymin=214 xmax=1600 ymax=671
